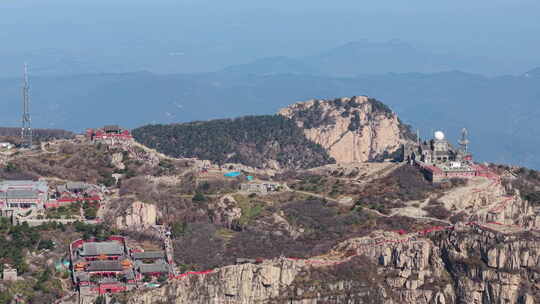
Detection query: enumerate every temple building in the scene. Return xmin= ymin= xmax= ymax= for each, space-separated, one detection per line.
xmin=71 ymin=237 xmax=134 ymax=294
xmin=86 ymin=125 xmax=132 ymax=144
xmin=0 ymin=180 xmax=49 ymax=211
xmin=132 ymin=251 xmax=170 ymax=278
xmin=70 ymin=237 xmax=170 ymax=295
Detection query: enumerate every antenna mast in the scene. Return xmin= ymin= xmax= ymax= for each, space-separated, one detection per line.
xmin=458 ymin=128 xmax=469 ymax=153
xmin=21 ymin=63 xmax=32 ymax=148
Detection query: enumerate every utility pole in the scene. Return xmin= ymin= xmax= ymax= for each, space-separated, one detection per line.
xmin=21 ymin=63 xmax=32 ymax=148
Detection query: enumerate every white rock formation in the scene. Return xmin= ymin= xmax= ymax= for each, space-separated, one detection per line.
xmin=279 ymin=96 xmax=411 ymax=163
xmin=115 ymin=201 xmax=157 ymax=230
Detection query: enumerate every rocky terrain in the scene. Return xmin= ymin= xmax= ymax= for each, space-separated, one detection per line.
xmin=279 ymin=96 xmax=415 ymax=163
xmin=132 ymin=96 xmax=416 ymax=169
xmin=114 ymin=201 xmax=158 ymax=230
xmin=1 ymin=98 xmax=540 ymax=304
xmin=123 ymin=174 xmax=540 ymax=304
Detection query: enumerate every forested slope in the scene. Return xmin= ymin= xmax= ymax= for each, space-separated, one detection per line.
xmin=132 ymin=115 xmax=335 ymax=169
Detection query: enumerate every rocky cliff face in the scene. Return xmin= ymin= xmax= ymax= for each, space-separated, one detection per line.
xmin=125 ymin=224 xmax=540 ymax=304
xmin=124 ymin=176 xmax=540 ymax=304
xmin=115 ymin=201 xmax=158 ymax=230
xmin=279 ymin=96 xmax=414 ymax=163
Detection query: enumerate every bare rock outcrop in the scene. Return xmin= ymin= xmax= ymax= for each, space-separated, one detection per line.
xmin=125 ymin=224 xmax=540 ymax=304
xmin=208 ymin=195 xmax=242 ymax=229
xmin=434 ymin=225 xmax=540 ymax=303
xmin=115 ymin=201 xmax=158 ymax=230
xmin=279 ymin=96 xmax=414 ymax=163
xmin=111 ymin=152 xmax=125 ymax=170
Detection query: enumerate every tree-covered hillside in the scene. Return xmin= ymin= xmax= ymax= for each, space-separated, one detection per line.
xmin=132 ymin=115 xmax=335 ymax=169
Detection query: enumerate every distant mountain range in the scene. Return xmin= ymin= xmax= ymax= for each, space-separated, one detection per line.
xmin=1 ymin=40 xmax=514 ymax=77
xmin=222 ymin=40 xmax=501 ymax=76
xmin=0 ymin=65 xmax=539 ymax=170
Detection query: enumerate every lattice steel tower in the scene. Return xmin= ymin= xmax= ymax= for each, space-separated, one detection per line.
xmin=21 ymin=63 xmax=32 ymax=148
xmin=458 ymin=128 xmax=469 ymax=153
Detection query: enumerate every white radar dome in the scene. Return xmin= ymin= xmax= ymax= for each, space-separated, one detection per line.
xmin=434 ymin=131 xmax=445 ymax=140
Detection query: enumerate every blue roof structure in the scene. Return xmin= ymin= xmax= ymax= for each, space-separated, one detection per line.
xmin=224 ymin=171 xmax=241 ymax=177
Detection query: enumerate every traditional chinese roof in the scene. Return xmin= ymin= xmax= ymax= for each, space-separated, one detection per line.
xmin=65 ymin=182 xmax=91 ymax=191
xmin=3 ymin=189 xmax=40 ymax=199
xmin=136 ymin=261 xmax=169 ymax=274
xmin=80 ymin=242 xmax=124 ymax=256
xmin=0 ymin=180 xmax=48 ymax=193
xmin=103 ymin=125 xmax=121 ymax=132
xmin=86 ymin=260 xmax=124 ymax=272
xmin=132 ymin=251 xmax=165 ymax=260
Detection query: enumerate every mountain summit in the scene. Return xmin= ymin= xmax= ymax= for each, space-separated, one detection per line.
xmin=279 ymin=96 xmax=415 ymax=163
xmin=132 ymin=97 xmax=414 ymax=169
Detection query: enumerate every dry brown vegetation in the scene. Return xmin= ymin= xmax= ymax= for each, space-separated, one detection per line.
xmin=169 ymin=196 xmax=440 ymax=271
xmin=422 ymin=200 xmax=452 ymax=220
xmin=289 ymin=174 xmax=362 ymax=198
xmin=1 ymin=141 xmax=195 ymax=185
xmin=1 ymin=143 xmax=117 ymax=183
xmin=353 ymin=165 xmax=434 ymax=214
xmin=502 ymin=166 xmax=540 ymax=206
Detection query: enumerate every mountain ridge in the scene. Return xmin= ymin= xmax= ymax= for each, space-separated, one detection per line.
xmin=132 ymin=114 xmax=336 ymax=170
xmin=132 ymin=97 xmax=413 ymax=169
xmin=0 ymin=68 xmax=539 ymax=169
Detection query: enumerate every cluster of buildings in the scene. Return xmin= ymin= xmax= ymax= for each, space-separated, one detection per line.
xmin=403 ymin=129 xmax=488 ymax=182
xmin=86 ymin=125 xmax=133 ymax=144
xmin=55 ymin=182 xmax=102 ymax=201
xmin=45 ymin=182 xmax=103 ymax=209
xmin=240 ymin=182 xmax=283 ymax=194
xmin=0 ymin=179 xmax=105 ymax=219
xmin=70 ymin=236 xmax=171 ymax=295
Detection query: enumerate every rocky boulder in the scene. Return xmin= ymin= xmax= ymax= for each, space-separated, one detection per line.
xmin=115 ymin=201 xmax=158 ymax=230
xmin=208 ymin=195 xmax=242 ymax=229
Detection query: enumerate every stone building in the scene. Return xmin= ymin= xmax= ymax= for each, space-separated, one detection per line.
xmin=403 ymin=129 xmax=479 ymax=182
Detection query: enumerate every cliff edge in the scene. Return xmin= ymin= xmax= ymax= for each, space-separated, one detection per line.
xmin=279 ymin=96 xmax=415 ymax=163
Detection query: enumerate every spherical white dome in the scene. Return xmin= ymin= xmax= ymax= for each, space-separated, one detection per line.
xmin=434 ymin=131 xmax=445 ymax=140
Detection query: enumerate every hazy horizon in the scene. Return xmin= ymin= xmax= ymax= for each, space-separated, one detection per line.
xmin=1 ymin=0 xmax=540 ymax=77
xmin=1 ymin=0 xmax=540 ymax=169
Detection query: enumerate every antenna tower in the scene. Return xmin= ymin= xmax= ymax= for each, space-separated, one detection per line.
xmin=458 ymin=128 xmax=469 ymax=153
xmin=21 ymin=63 xmax=32 ymax=148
